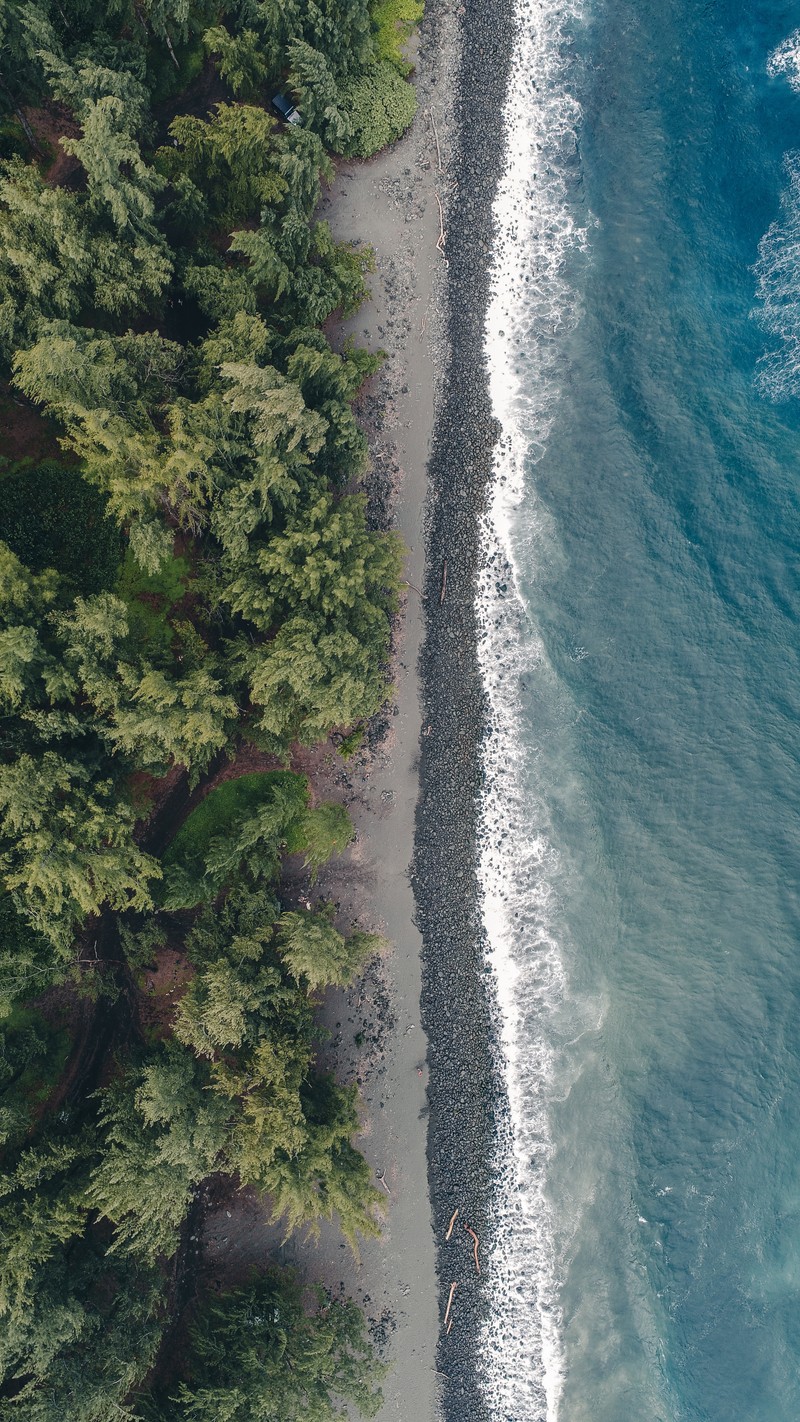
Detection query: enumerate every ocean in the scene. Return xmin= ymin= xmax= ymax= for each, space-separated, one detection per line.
xmin=477 ymin=1 xmax=800 ymax=1418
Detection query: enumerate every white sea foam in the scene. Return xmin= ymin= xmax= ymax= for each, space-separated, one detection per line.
xmin=752 ymin=38 xmax=800 ymax=401
xmin=753 ymin=150 xmax=800 ymax=402
xmin=768 ymin=29 xmax=800 ymax=91
xmin=476 ymin=1 xmax=587 ymax=1418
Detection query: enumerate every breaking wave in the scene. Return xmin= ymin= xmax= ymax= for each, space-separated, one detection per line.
xmin=475 ymin=0 xmax=588 ymax=1416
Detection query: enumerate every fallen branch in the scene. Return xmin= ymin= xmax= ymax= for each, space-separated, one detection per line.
xmin=446 ymin=1317 xmax=453 ymax=1335
xmin=435 ymin=191 xmax=446 ymax=254
xmin=401 ymin=577 xmax=425 ymax=599
xmin=445 ymin=1207 xmax=459 ymax=1241
xmin=429 ymin=107 xmax=443 ymax=171
xmin=439 ymin=559 xmax=448 ymax=606
xmin=464 ymin=1223 xmax=480 ymax=1275
xmin=375 ymin=1169 xmax=391 ymax=1196
xmin=443 ymin=1282 xmax=458 ymax=1331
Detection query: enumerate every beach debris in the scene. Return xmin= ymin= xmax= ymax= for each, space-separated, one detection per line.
xmin=464 ymin=1223 xmax=481 ymax=1275
xmin=445 ymin=1208 xmax=459 ymax=1240
xmin=440 ymin=558 xmax=448 ymax=605
xmin=401 ymin=577 xmax=425 ymax=599
xmin=428 ymin=107 xmax=443 ymax=172
xmin=376 ymin=1168 xmax=392 ymax=1196
xmin=435 ymin=191 xmax=447 ymax=254
xmin=443 ymin=1281 xmax=458 ymax=1331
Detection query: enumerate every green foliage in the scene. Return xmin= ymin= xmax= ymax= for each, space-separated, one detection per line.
xmin=161 ymin=772 xmax=308 ymax=905
xmin=203 ymin=25 xmax=270 ymax=99
xmin=156 ymin=1270 xmax=384 ymax=1422
xmin=160 ymin=103 xmax=282 ymax=230
xmin=0 ymin=461 xmax=123 ymax=596
xmin=90 ymin=1044 xmax=228 ymax=1261
xmin=0 ymin=1006 xmax=70 ymax=1144
xmin=13 ymin=324 xmax=184 ymax=528
xmin=339 ymin=62 xmax=417 ymax=156
xmin=371 ymin=0 xmax=424 ymax=74
xmin=0 ymin=895 xmax=57 ymax=1016
xmin=0 ymin=752 xmax=160 ymax=950
xmin=277 ymin=907 xmax=380 ymax=990
xmin=258 ymin=1073 xmax=383 ymax=1248
xmin=288 ymin=39 xmax=353 ymax=151
xmin=115 ymin=546 xmax=189 ymax=662
xmin=0 ymin=3 xmax=418 ymax=1411
xmin=300 ymin=802 xmax=354 ymax=876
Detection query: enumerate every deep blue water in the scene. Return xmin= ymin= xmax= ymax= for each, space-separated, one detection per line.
xmin=505 ymin=1 xmax=800 ymax=1417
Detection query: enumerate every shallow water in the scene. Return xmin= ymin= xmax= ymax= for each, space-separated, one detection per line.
xmin=478 ymin=1 xmax=800 ymax=1417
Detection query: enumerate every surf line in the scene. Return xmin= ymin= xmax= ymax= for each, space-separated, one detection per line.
xmin=474 ymin=0 xmax=588 ymax=1414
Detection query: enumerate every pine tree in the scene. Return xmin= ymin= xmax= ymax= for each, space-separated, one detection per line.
xmin=276 ymin=907 xmax=380 ymax=990
xmin=160 ymin=1269 xmax=384 ymax=1422
xmin=0 ymin=753 xmax=160 ymax=949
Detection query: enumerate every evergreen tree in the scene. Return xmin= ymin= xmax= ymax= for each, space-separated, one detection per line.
xmin=90 ymin=1045 xmax=228 ymax=1261
xmin=276 ymin=907 xmax=380 ymax=990
xmin=203 ymin=25 xmax=270 ymax=99
xmin=157 ymin=1270 xmax=383 ymax=1422
xmin=288 ymin=39 xmax=353 ymax=151
xmin=0 ymin=752 xmax=160 ymax=950
xmin=61 ymin=96 xmax=166 ymax=234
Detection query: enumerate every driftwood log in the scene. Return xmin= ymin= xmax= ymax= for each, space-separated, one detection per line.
xmin=443 ymin=1281 xmax=458 ymax=1331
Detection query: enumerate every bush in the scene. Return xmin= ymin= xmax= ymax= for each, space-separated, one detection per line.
xmin=161 ymin=772 xmax=310 ymax=906
xmin=0 ymin=461 xmax=122 ymax=595
xmin=339 ymin=62 xmax=417 ymax=157
xmin=371 ymin=0 xmax=424 ymax=74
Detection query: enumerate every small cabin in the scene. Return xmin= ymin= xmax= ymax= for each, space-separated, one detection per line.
xmin=271 ymin=93 xmax=302 ymax=126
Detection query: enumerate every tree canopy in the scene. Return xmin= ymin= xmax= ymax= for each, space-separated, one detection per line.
xmin=0 ymin=0 xmax=420 ymax=1411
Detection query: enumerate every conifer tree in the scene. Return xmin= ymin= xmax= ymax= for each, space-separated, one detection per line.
xmin=159 ymin=1270 xmax=384 ymax=1422
xmin=288 ymin=39 xmax=353 ymax=151
xmin=0 ymin=751 xmax=160 ymax=949
xmin=276 ymin=907 xmax=380 ymax=990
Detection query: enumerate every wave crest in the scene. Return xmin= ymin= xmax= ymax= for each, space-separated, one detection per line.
xmin=476 ymin=0 xmax=587 ymax=1416
xmin=753 ymin=151 xmax=800 ymax=402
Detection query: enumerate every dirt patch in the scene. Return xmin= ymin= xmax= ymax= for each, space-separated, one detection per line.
xmin=0 ymin=386 xmax=66 ymax=465
xmin=136 ymin=946 xmax=194 ymax=1041
xmin=23 ymin=103 xmax=82 ymax=187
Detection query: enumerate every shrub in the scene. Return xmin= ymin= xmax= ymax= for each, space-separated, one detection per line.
xmin=339 ymin=62 xmax=417 ymax=157
xmin=372 ymin=0 xmax=424 ymax=74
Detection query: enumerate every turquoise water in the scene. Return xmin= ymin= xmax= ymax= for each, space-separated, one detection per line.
xmin=481 ymin=1 xmax=800 ymax=1417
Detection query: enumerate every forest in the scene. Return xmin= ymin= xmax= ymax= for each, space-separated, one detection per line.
xmin=0 ymin=0 xmax=421 ymax=1415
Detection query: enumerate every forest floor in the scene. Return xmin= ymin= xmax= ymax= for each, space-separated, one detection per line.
xmin=197 ymin=8 xmax=462 ymax=1418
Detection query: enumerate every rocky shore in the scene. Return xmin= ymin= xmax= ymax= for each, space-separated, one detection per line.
xmin=414 ymin=0 xmax=517 ymax=1415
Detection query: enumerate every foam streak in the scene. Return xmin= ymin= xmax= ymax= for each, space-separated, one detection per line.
xmin=476 ymin=0 xmax=586 ymax=1417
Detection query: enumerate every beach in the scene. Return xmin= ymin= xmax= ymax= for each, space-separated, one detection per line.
xmin=196 ymin=1 xmax=522 ymax=1414
xmin=197 ymin=2 xmax=461 ymax=1417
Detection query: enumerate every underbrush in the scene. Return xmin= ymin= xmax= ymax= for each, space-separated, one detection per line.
xmin=0 ymin=459 xmax=123 ymax=595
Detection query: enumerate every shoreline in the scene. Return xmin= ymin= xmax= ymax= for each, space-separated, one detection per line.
xmin=415 ymin=0 xmax=518 ymax=1415
xmin=197 ymin=3 xmax=519 ymax=1413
